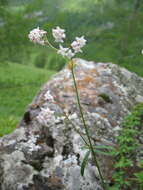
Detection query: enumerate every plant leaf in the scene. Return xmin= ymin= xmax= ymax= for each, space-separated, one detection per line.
xmin=80 ymin=150 xmax=90 ymax=177
xmin=95 ymin=149 xmax=114 ymax=156
xmin=94 ymin=145 xmax=114 ymax=150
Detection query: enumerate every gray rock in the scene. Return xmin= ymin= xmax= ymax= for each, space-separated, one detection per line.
xmin=135 ymin=95 xmax=143 ymax=103
xmin=0 ymin=58 xmax=143 ymax=190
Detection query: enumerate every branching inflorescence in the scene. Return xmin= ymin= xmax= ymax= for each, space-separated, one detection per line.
xmin=28 ymin=26 xmax=86 ymax=59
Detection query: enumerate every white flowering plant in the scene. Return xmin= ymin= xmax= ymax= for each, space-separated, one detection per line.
xmin=28 ymin=26 xmax=86 ymax=59
xmin=28 ymin=26 xmax=106 ymax=189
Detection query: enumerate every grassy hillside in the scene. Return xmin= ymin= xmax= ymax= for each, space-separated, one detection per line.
xmin=0 ymin=62 xmax=55 ymax=136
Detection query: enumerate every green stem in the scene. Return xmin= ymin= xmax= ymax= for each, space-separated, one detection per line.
xmin=71 ymin=64 xmax=106 ymax=190
xmin=45 ymin=39 xmax=58 ymax=51
xmin=63 ymin=112 xmax=90 ymax=147
xmin=53 ymin=99 xmax=89 ymax=147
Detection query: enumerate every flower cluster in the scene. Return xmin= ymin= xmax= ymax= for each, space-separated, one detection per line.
xmin=57 ymin=45 xmax=75 ymax=59
xmin=52 ymin=26 xmax=86 ymax=58
xmin=71 ymin=36 xmax=87 ymax=53
xmin=28 ymin=25 xmax=87 ymax=59
xmin=28 ymin=27 xmax=47 ymax=45
xmin=52 ymin=26 xmax=66 ymax=43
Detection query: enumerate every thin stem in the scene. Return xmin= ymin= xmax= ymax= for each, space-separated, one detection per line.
xmin=71 ymin=63 xmax=106 ymax=190
xmin=63 ymin=112 xmax=90 ymax=147
xmin=51 ymin=99 xmax=90 ymax=147
xmin=65 ymin=113 xmax=101 ymax=143
xmin=45 ymin=39 xmax=69 ymax=62
xmin=45 ymin=39 xmax=58 ymax=51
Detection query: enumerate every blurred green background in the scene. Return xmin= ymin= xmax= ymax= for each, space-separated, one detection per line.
xmin=0 ymin=0 xmax=143 ymax=135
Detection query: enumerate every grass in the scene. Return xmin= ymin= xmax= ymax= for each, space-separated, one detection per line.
xmin=0 ymin=116 xmax=18 ymax=137
xmin=0 ymin=62 xmax=55 ymax=136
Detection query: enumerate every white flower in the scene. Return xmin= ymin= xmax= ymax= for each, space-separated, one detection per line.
xmin=71 ymin=36 xmax=87 ymax=53
xmin=66 ymin=49 xmax=75 ymax=59
xmin=28 ymin=27 xmax=47 ymax=45
xmin=57 ymin=45 xmax=75 ymax=59
xmin=71 ymin=41 xmax=82 ymax=53
xmin=36 ymin=107 xmax=55 ymax=126
xmin=52 ymin=26 xmax=66 ymax=43
xmin=141 ymin=49 xmax=143 ymax=54
xmin=57 ymin=45 xmax=69 ymax=56
xmin=76 ymin=36 xmax=87 ymax=47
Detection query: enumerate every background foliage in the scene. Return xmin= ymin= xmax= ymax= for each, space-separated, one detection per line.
xmin=0 ymin=0 xmax=143 ymax=73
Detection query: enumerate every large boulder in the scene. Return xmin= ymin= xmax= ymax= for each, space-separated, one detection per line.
xmin=0 ymin=59 xmax=143 ymax=190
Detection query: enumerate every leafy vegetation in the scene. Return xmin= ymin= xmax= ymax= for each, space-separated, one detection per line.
xmin=109 ymin=103 xmax=143 ymax=190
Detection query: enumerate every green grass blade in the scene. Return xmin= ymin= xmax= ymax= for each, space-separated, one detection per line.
xmin=81 ymin=150 xmax=90 ymax=177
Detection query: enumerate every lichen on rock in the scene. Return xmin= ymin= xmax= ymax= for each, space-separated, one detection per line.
xmin=0 ymin=59 xmax=143 ymax=190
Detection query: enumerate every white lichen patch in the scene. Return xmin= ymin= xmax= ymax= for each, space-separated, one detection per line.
xmin=0 ymin=128 xmax=27 ymax=147
xmin=2 ymin=151 xmax=37 ymax=189
xmin=63 ymin=162 xmax=100 ymax=190
xmin=113 ymin=81 xmax=128 ymax=96
xmin=97 ymin=64 xmax=112 ymax=75
xmin=63 ymin=69 xmax=71 ymax=79
xmin=91 ymin=112 xmax=102 ymax=120
xmin=135 ymin=95 xmax=143 ymax=103
xmin=75 ymin=59 xmax=95 ymax=69
xmin=15 ymin=132 xmax=40 ymax=154
xmin=26 ymin=134 xmax=40 ymax=153
xmin=53 ymin=155 xmax=63 ymax=167
xmin=68 ymin=113 xmax=78 ymax=120
xmin=63 ymin=155 xmax=78 ymax=167
xmin=44 ymin=90 xmax=54 ymax=102
xmin=36 ymin=107 xmax=55 ymax=126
